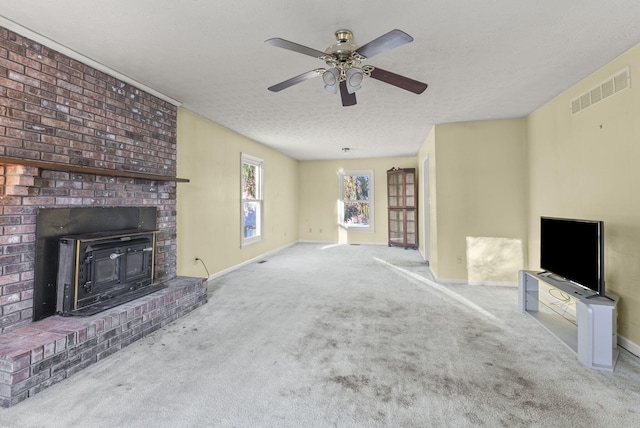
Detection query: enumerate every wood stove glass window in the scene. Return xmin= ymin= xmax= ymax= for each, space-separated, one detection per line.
xmin=127 ymin=251 xmax=145 ymax=277
xmin=95 ymin=255 xmax=120 ymax=284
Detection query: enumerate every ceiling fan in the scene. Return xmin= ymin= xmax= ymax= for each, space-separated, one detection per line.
xmin=265 ymin=29 xmax=428 ymax=107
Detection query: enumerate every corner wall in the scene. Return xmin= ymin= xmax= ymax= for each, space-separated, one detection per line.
xmin=417 ymin=126 xmax=438 ymax=273
xmin=526 ymin=43 xmax=640 ymax=346
xmin=416 ymin=119 xmax=528 ymax=284
xmin=176 ymin=109 xmax=299 ymax=278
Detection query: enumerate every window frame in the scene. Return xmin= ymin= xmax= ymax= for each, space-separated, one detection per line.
xmin=339 ymin=169 xmax=374 ymax=232
xmin=241 ymin=153 xmax=264 ymax=246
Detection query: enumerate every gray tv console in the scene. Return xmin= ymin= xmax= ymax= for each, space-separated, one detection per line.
xmin=518 ymin=270 xmax=618 ymax=371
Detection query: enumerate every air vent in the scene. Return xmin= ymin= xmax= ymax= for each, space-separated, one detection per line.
xmin=590 ymin=86 xmax=602 ymax=104
xmin=570 ymin=67 xmax=630 ymax=115
xmin=602 ymin=79 xmax=614 ymax=99
xmin=614 ymin=69 xmax=630 ymax=91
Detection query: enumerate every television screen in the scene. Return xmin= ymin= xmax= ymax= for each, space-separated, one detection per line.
xmin=540 ymin=217 xmax=604 ymax=295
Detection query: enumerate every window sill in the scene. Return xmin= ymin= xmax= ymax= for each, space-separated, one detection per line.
xmin=340 ymin=224 xmax=375 ymax=233
xmin=241 ymin=237 xmax=263 ymax=247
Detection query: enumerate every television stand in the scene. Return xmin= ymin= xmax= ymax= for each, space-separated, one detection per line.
xmin=518 ymin=270 xmax=618 ymax=371
xmin=586 ymin=293 xmax=615 ymax=301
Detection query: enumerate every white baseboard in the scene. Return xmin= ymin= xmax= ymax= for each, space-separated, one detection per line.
xmin=208 ymin=240 xmax=387 ymax=281
xmin=207 ymin=242 xmax=296 ymax=281
xmin=469 ymin=280 xmax=518 ymax=287
xmin=618 ymin=335 xmax=640 ymax=358
xmin=353 ymin=242 xmax=389 ymax=246
xmin=297 ymin=240 xmax=388 ymax=246
xmin=208 ymin=240 xmax=399 ymax=281
xmin=435 ymin=278 xmax=470 ymax=286
xmin=434 ymin=277 xmax=517 ymax=287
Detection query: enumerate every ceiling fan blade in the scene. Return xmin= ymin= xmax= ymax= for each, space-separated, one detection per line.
xmin=265 ymin=38 xmax=327 ymax=58
xmin=268 ymin=70 xmax=322 ymax=92
xmin=339 ymin=81 xmax=357 ymax=106
xmin=369 ymin=67 xmax=428 ymax=94
xmin=356 ymin=29 xmax=413 ymax=59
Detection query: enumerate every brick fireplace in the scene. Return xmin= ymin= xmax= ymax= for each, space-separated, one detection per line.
xmin=0 ymin=27 xmax=206 ymax=406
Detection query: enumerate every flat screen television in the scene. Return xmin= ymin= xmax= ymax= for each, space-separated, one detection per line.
xmin=540 ymin=216 xmax=605 ymax=297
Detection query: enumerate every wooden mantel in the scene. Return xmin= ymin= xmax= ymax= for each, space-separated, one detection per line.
xmin=0 ymin=156 xmax=190 ymax=183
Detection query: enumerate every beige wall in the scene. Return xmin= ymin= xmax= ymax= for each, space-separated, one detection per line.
xmin=417 ymin=126 xmax=438 ymax=273
xmin=176 ymin=108 xmax=299 ymax=277
xmin=527 ymin=43 xmax=640 ymax=344
xmin=417 ymin=119 xmax=528 ymax=283
xmin=298 ymin=157 xmax=417 ymax=244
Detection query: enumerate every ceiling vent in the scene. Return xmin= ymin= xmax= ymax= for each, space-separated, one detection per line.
xmin=571 ymin=67 xmax=630 ymax=115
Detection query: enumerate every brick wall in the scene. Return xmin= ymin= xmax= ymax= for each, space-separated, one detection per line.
xmin=0 ymin=26 xmax=179 ymax=333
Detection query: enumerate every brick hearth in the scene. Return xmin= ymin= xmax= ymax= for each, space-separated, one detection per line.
xmin=0 ymin=277 xmax=207 ymax=407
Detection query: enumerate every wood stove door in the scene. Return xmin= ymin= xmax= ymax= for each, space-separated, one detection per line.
xmin=79 ymin=239 xmax=153 ymax=308
xmin=57 ymin=231 xmax=157 ymax=315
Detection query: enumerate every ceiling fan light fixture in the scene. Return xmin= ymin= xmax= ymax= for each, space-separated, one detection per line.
xmin=322 ymin=68 xmax=337 ymax=85
xmin=346 ymin=68 xmax=363 ymax=94
xmin=323 ymin=68 xmax=339 ymax=93
xmin=325 ymin=84 xmax=338 ymax=94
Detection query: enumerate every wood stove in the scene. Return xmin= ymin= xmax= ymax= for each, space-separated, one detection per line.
xmin=56 ymin=229 xmax=166 ymax=316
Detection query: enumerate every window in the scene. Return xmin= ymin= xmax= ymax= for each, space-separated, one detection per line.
xmin=241 ymin=154 xmax=263 ymax=245
xmin=339 ymin=170 xmax=374 ymax=231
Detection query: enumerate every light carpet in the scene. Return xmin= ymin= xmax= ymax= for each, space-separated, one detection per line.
xmin=1 ymin=243 xmax=639 ymax=427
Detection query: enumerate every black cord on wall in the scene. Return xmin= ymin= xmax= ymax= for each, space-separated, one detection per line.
xmin=195 ymin=257 xmax=210 ymax=277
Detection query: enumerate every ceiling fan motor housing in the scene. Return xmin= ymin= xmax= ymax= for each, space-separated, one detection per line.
xmin=325 ymin=29 xmax=359 ymax=61
xmin=335 ymin=29 xmax=353 ymax=43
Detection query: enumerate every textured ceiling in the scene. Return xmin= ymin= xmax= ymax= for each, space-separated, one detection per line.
xmin=2 ymin=1 xmax=640 ymax=160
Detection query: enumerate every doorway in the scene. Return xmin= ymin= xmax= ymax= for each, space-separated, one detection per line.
xmin=421 ymin=156 xmax=430 ymax=264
